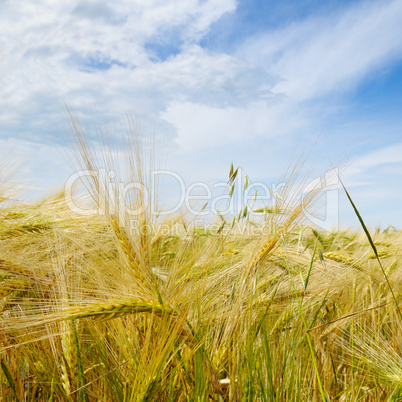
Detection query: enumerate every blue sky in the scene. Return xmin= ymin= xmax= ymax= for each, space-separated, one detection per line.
xmin=1 ymin=0 xmax=402 ymax=229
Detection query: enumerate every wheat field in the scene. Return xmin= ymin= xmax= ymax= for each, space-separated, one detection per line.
xmin=1 ymin=121 xmax=402 ymax=401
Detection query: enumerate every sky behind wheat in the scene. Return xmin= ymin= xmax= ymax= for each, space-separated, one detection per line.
xmin=1 ymin=0 xmax=402 ymax=229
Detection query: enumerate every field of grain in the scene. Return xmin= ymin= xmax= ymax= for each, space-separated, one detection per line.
xmin=1 ymin=126 xmax=402 ymax=401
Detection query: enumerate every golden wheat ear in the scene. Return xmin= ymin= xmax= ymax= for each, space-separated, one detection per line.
xmin=65 ymin=109 xmax=165 ymax=295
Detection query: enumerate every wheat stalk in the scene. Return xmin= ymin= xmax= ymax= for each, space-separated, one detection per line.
xmin=64 ymin=300 xmax=174 ymax=321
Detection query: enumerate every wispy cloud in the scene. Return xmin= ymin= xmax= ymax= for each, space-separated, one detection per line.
xmin=353 ymin=143 xmax=402 ymax=169
xmin=237 ymin=0 xmax=402 ymax=101
xmin=343 ymin=142 xmax=402 ymax=187
xmin=162 ymin=0 xmax=402 ymax=157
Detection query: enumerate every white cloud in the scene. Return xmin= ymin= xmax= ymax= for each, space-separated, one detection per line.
xmin=0 ymin=0 xmax=237 ymax=62
xmin=353 ymin=143 xmax=402 ymax=168
xmin=238 ymin=0 xmax=402 ymax=101
xmin=0 ymin=0 xmax=260 ymax=144
xmin=342 ymin=142 xmax=402 ymax=187
xmin=340 ymin=141 xmax=402 ymax=178
xmin=160 ymin=99 xmax=306 ymax=152
xmin=163 ymin=0 xmax=402 ymax=153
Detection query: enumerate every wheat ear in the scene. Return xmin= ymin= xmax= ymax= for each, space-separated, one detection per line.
xmin=111 ymin=218 xmax=148 ymax=285
xmin=64 ymin=300 xmax=173 ymax=321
